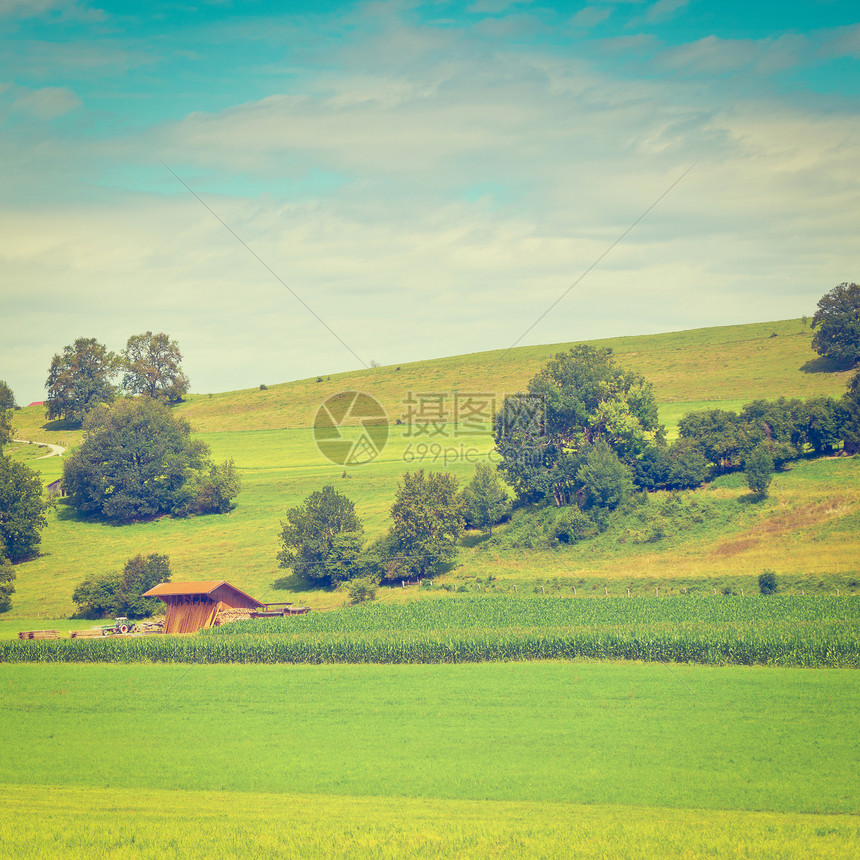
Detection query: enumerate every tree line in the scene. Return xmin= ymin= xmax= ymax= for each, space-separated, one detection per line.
xmin=46 ymin=331 xmax=189 ymax=425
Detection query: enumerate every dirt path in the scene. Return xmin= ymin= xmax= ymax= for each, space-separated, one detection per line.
xmin=12 ymin=438 xmax=66 ymax=459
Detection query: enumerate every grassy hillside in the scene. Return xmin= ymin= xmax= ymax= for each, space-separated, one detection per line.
xmin=6 ymin=317 xmax=858 ymax=619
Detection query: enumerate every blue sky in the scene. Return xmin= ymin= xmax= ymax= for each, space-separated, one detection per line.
xmin=1 ymin=0 xmax=858 ymax=403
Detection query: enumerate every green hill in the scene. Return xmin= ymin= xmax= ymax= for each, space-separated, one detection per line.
xmin=6 ymin=317 xmax=858 ymax=621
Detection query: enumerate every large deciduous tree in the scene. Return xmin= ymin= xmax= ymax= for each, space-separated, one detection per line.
xmin=494 ymin=345 xmax=661 ymax=506
xmin=277 ymin=486 xmax=364 ymax=584
xmin=811 ymin=282 xmax=860 ymax=368
xmin=45 ymin=337 xmax=119 ymax=425
xmin=384 ymin=470 xmax=464 ymax=579
xmin=62 ymin=398 xmax=239 ymax=522
xmin=122 ymin=331 xmax=189 ymax=403
xmin=0 ymin=453 xmax=49 ymax=561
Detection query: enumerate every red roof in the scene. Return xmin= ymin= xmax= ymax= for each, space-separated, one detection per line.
xmin=142 ymin=581 xmax=264 ymax=606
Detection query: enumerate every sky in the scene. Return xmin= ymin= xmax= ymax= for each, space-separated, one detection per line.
xmin=1 ymin=0 xmax=858 ymax=404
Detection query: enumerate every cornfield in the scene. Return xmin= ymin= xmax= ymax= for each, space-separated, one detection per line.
xmin=2 ymin=596 xmax=857 ymax=667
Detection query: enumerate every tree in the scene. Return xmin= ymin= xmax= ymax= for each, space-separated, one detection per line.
xmin=45 ymin=337 xmax=119 ymax=424
xmin=0 ymin=380 xmax=16 ymax=410
xmin=744 ymin=443 xmax=774 ymax=497
xmin=811 ymin=282 xmax=860 ymax=368
xmin=0 ymin=555 xmax=13 ymax=613
xmin=0 ymin=453 xmax=49 ymax=560
xmin=0 ymin=380 xmax=14 ymax=445
xmin=122 ymin=331 xmax=190 ymax=403
xmin=800 ymin=396 xmax=846 ymax=456
xmin=460 ymin=463 xmax=511 ymax=533
xmin=677 ymin=408 xmax=750 ymax=474
xmin=116 ymin=553 xmax=171 ymax=617
xmin=494 ymin=345 xmax=661 ymax=506
xmin=576 ymin=441 xmax=634 ymax=510
xmin=0 ymin=407 xmax=11 ymax=448
xmin=62 ymin=398 xmax=237 ymax=521
xmin=384 ymin=470 xmax=464 ymax=579
xmin=72 ymin=553 xmax=171 ymax=619
xmin=277 ymin=486 xmax=364 ymax=584
xmin=177 ymin=459 xmax=241 ymax=516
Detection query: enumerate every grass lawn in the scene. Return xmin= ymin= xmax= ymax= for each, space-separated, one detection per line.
xmin=0 ymin=661 xmax=857 ymax=857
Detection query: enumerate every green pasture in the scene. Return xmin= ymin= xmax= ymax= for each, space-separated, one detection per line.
xmin=0 ymin=661 xmax=857 ymax=857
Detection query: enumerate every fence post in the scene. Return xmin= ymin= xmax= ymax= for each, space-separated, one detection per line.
xmin=713 ymin=588 xmax=717 ymax=595
xmin=604 ymin=586 xmax=608 ymax=595
xmin=740 ymin=589 xmax=744 ymax=596
xmin=655 ymin=586 xmax=658 ymax=597
xmin=573 ymin=586 xmax=576 ymax=595
xmin=626 ymin=587 xmax=630 ymax=597
xmin=513 ymin=585 xmax=517 ymax=593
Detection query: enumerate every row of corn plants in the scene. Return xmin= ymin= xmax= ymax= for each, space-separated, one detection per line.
xmin=2 ymin=596 xmax=857 ymax=667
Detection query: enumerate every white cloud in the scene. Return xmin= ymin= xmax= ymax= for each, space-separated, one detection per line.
xmin=10 ymin=85 xmax=80 ymax=118
xmin=646 ymin=0 xmax=689 ymax=23
xmin=570 ymin=6 xmax=612 ymax=29
xmin=0 ymin=0 xmax=104 ymax=22
xmin=1 ymin=10 xmax=858 ymax=402
xmin=658 ymin=33 xmax=808 ymax=75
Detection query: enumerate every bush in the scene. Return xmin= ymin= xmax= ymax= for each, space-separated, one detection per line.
xmin=347 ymin=576 xmax=378 ymax=604
xmin=550 ymin=507 xmax=598 ymax=543
xmin=759 ymin=570 xmax=778 ymax=595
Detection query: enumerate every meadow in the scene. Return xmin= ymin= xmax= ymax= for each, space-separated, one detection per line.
xmin=6 ymin=317 xmax=860 ymax=619
xmin=0 ymin=661 xmax=857 ymax=857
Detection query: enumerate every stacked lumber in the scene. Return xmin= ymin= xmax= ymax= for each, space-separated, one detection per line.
xmin=214 ymin=607 xmax=253 ymax=626
xmin=71 ymin=629 xmax=104 ymax=638
xmin=18 ymin=630 xmax=59 ymax=640
xmin=136 ymin=620 xmax=164 ymax=634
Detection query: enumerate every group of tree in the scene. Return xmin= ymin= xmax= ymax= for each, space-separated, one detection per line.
xmin=72 ymin=553 xmax=170 ymax=618
xmin=63 ymin=398 xmax=240 ymax=522
xmin=0 ymin=379 xmax=50 ymax=612
xmin=46 ymin=331 xmax=189 ymax=425
xmin=278 ymin=465 xmax=511 ymax=590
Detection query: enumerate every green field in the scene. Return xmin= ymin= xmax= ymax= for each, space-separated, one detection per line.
xmin=4 ymin=595 xmax=858 ymax=668
xmin=0 ymin=661 xmax=857 ymax=858
xmin=6 ymin=317 xmax=860 ymax=620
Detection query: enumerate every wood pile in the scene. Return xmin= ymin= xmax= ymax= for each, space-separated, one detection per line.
xmin=136 ymin=620 xmax=164 ymax=634
xmin=70 ymin=629 xmax=104 ymax=638
xmin=18 ymin=630 xmax=59 ymax=640
xmin=214 ymin=607 xmax=253 ymax=626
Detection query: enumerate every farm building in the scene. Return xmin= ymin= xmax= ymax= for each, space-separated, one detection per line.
xmin=142 ymin=581 xmax=265 ymax=634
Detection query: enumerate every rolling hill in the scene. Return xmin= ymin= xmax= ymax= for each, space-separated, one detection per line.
xmin=6 ymin=317 xmax=858 ymax=620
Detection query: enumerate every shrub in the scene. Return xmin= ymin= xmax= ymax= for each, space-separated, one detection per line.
xmin=347 ymin=576 xmax=378 ymax=604
xmin=759 ymin=570 xmax=778 ymax=595
xmin=550 ymin=507 xmax=598 ymax=543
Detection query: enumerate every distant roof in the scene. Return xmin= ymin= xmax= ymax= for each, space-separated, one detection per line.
xmin=27 ymin=401 xmax=45 ymax=407
xmin=142 ymin=581 xmax=264 ymax=606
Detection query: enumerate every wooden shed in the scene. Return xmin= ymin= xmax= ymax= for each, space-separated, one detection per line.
xmin=142 ymin=581 xmax=264 ymax=635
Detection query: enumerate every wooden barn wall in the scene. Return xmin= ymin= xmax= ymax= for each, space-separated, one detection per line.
xmin=209 ymin=584 xmax=261 ymax=609
xmin=163 ymin=597 xmax=221 ymax=634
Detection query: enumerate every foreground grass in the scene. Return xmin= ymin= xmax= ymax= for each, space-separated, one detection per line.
xmin=1 ymin=784 xmax=857 ymax=859
xmin=1 ymin=662 xmax=857 ymax=813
